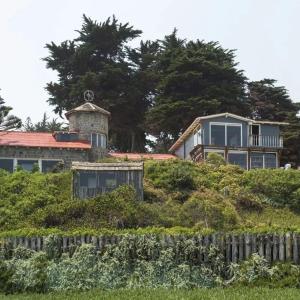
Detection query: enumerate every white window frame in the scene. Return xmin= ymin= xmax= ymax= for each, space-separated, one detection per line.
xmin=193 ymin=126 xmax=203 ymax=147
xmin=209 ymin=122 xmax=243 ymax=147
xmin=249 ymin=123 xmax=261 ymax=146
xmin=227 ymin=150 xmax=248 ymax=170
xmin=250 ymin=152 xmax=277 ymax=169
xmin=91 ymin=133 xmax=107 ymax=148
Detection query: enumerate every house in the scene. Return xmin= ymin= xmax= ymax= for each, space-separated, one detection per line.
xmin=0 ymin=100 xmax=110 ymax=172
xmin=169 ymin=113 xmax=289 ymax=169
xmin=72 ymin=161 xmax=144 ymax=200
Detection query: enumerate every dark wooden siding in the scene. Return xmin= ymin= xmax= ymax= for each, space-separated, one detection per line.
xmin=73 ymin=169 xmax=143 ymax=200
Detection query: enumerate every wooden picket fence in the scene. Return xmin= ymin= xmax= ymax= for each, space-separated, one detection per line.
xmin=1 ymin=232 xmax=300 ymax=264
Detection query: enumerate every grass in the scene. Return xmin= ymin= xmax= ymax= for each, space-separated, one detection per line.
xmin=1 ymin=288 xmax=300 ymax=300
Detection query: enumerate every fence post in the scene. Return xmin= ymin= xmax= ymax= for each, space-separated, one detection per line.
xmin=293 ymin=233 xmax=299 ymax=264
xmin=225 ymin=235 xmax=231 ymax=263
xmin=245 ymin=233 xmax=251 ymax=259
xmin=232 ymin=235 xmax=238 ymax=263
xmin=279 ymin=234 xmax=285 ymax=261
xmin=238 ymin=234 xmax=244 ymax=262
xmin=286 ymin=232 xmax=292 ymax=261
xmin=265 ymin=234 xmax=271 ymax=262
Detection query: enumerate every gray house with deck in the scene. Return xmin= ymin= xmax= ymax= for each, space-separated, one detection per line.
xmin=169 ymin=113 xmax=288 ymax=169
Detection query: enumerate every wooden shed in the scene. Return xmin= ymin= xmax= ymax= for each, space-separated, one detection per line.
xmin=71 ymin=161 xmax=144 ymax=200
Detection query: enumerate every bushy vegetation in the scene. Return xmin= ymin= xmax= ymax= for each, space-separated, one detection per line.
xmin=1 ymin=235 xmax=300 ymax=294
xmin=1 ymin=158 xmax=300 ymax=234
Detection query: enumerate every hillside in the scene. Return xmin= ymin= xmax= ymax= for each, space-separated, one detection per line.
xmin=1 ymin=157 xmax=300 ymax=236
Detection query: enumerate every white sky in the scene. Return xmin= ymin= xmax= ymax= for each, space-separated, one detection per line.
xmin=0 ymin=0 xmax=299 ymax=123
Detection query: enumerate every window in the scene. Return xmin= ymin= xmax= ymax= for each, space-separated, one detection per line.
xmin=193 ymin=127 xmax=203 ymax=146
xmin=80 ymin=172 xmax=97 ymax=188
xmin=210 ymin=123 xmax=242 ymax=147
xmin=91 ymin=133 xmax=107 ymax=148
xmin=211 ymin=125 xmax=225 ymax=146
xmin=227 ymin=125 xmax=241 ymax=147
xmin=41 ymin=160 xmax=61 ymax=173
xmin=264 ymin=153 xmax=277 ymax=169
xmin=17 ymin=160 xmax=38 ymax=172
xmin=250 ymin=153 xmax=264 ymax=169
xmin=250 ymin=152 xmax=277 ymax=169
xmin=228 ymin=152 xmax=247 ymax=169
xmin=0 ymin=159 xmax=14 ymax=172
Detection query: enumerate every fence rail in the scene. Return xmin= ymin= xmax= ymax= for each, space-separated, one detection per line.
xmin=1 ymin=233 xmax=300 ymax=264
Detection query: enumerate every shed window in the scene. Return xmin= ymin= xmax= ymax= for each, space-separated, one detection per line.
xmin=17 ymin=160 xmax=38 ymax=172
xmin=80 ymin=172 xmax=97 ymax=188
xmin=0 ymin=159 xmax=14 ymax=172
xmin=228 ymin=152 xmax=247 ymax=169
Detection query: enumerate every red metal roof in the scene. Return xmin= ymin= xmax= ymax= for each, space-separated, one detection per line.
xmin=0 ymin=131 xmax=91 ymax=149
xmin=109 ymin=152 xmax=177 ymax=160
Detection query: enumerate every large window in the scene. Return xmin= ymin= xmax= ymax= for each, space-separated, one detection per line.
xmin=210 ymin=123 xmax=242 ymax=147
xmin=0 ymin=159 xmax=14 ymax=172
xmin=41 ymin=160 xmax=61 ymax=173
xmin=250 ymin=153 xmax=277 ymax=169
xmin=17 ymin=160 xmax=38 ymax=172
xmin=228 ymin=152 xmax=247 ymax=169
xmin=91 ymin=133 xmax=107 ymax=148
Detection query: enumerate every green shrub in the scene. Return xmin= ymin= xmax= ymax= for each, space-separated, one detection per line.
xmin=206 ymin=152 xmax=226 ymax=167
xmin=180 ymin=190 xmax=239 ymax=230
xmin=243 ymin=169 xmax=300 ymax=209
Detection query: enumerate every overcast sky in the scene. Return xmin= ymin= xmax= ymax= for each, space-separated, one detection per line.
xmin=0 ymin=0 xmax=299 ymax=123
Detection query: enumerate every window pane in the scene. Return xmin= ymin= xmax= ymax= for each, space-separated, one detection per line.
xmin=42 ymin=160 xmax=61 ymax=173
xmin=17 ymin=160 xmax=38 ymax=171
xmin=80 ymin=172 xmax=96 ymax=188
xmin=265 ymin=153 xmax=277 ymax=169
xmin=91 ymin=133 xmax=97 ymax=147
xmin=211 ymin=125 xmax=225 ymax=146
xmin=0 ymin=159 xmax=14 ymax=172
xmin=227 ymin=126 xmax=241 ymax=147
xmin=101 ymin=134 xmax=106 ymax=148
xmin=250 ymin=153 xmax=263 ymax=169
xmin=228 ymin=153 xmax=247 ymax=169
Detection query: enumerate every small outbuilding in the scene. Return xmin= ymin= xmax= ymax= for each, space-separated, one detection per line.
xmin=71 ymin=161 xmax=144 ymax=200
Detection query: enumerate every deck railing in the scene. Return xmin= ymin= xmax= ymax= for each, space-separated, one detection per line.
xmin=249 ymin=135 xmax=283 ymax=148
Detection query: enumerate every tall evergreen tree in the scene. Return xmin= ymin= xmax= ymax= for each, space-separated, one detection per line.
xmin=248 ymin=79 xmax=297 ymax=121
xmin=44 ymin=15 xmax=148 ymax=151
xmin=146 ymin=30 xmax=248 ymax=150
xmin=247 ymin=79 xmax=300 ymax=165
xmin=0 ymin=93 xmax=21 ymax=130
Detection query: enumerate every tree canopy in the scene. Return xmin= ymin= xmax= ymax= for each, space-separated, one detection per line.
xmin=43 ymin=15 xmax=300 ymax=163
xmin=23 ymin=113 xmax=66 ymax=132
xmin=0 ymin=92 xmax=21 ymax=130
